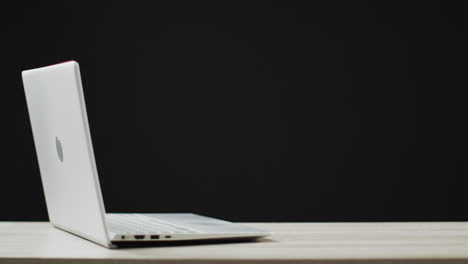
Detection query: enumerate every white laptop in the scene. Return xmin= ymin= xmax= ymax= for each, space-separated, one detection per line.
xmin=22 ymin=61 xmax=269 ymax=248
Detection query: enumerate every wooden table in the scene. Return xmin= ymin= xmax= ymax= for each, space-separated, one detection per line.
xmin=1 ymin=222 xmax=468 ymax=263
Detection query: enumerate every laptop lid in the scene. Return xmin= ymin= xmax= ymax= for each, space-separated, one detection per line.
xmin=22 ymin=61 xmax=113 ymax=248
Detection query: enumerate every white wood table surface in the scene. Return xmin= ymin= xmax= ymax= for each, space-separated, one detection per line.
xmin=1 ymin=222 xmax=468 ymax=263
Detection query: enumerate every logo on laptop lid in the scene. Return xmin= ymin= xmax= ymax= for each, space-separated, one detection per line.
xmin=56 ymin=137 xmax=63 ymax=162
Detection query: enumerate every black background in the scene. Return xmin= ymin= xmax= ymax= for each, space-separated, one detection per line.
xmin=1 ymin=1 xmax=466 ymax=222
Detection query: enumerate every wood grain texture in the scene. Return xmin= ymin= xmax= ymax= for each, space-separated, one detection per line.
xmin=1 ymin=222 xmax=468 ymax=263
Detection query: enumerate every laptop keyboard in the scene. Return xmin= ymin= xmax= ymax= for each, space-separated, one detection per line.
xmin=106 ymin=214 xmax=200 ymax=234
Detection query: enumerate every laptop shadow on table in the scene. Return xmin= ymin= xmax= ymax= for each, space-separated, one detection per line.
xmin=113 ymin=237 xmax=276 ymax=248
